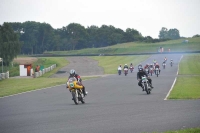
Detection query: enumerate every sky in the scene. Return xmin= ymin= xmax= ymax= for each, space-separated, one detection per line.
xmin=0 ymin=0 xmax=200 ymax=38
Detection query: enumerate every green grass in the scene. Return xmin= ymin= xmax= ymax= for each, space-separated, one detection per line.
xmin=168 ymin=76 xmax=200 ymax=99
xmin=91 ymin=55 xmax=149 ymax=74
xmin=152 ymin=127 xmax=200 ymax=133
xmin=179 ymin=54 xmax=200 ymax=75
xmin=0 ymin=76 xmax=96 ymax=97
xmin=44 ymin=37 xmax=200 ymax=55
xmin=168 ymin=54 xmax=200 ymax=99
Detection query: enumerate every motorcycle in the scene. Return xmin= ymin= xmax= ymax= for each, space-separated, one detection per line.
xmin=170 ymin=61 xmax=173 ymax=67
xmin=145 ymin=68 xmax=149 ymax=74
xmin=141 ymin=76 xmax=151 ymax=94
xmin=149 ymin=67 xmax=154 ymax=76
xmin=67 ymin=77 xmax=85 ymax=105
xmin=155 ymin=68 xmax=159 ymax=77
xmin=130 ymin=66 xmax=134 ymax=73
xmin=118 ymin=70 xmax=121 ymax=75
xmin=124 ymin=68 xmax=128 ymax=76
xmin=162 ymin=63 xmax=166 ymax=69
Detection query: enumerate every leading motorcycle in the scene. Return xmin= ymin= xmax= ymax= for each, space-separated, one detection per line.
xmin=141 ymin=76 xmax=151 ymax=94
xmin=67 ymin=77 xmax=85 ymax=105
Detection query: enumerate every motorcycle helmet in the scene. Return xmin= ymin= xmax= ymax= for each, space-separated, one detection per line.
xmin=70 ymin=69 xmax=76 ymax=76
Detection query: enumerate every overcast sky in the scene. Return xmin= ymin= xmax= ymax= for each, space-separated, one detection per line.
xmin=0 ymin=0 xmax=200 ymax=38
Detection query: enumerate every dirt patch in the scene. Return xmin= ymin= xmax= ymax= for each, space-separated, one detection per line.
xmin=13 ymin=57 xmax=38 ymax=64
xmin=50 ymin=57 xmax=104 ymax=78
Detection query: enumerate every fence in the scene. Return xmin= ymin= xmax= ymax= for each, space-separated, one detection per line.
xmin=33 ymin=64 xmax=56 ymax=78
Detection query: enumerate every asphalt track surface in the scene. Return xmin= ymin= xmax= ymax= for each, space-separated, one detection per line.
xmin=0 ymin=54 xmax=200 ymax=133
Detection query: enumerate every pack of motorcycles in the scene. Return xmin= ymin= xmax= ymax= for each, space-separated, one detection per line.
xmin=117 ymin=60 xmax=173 ymax=95
xmin=67 ymin=60 xmax=173 ymax=104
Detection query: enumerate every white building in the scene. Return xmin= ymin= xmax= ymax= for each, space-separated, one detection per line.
xmin=19 ymin=64 xmax=33 ymax=76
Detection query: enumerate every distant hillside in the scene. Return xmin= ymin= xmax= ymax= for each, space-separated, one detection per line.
xmin=43 ymin=37 xmax=200 ymax=55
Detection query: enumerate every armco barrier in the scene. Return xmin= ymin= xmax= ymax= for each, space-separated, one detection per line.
xmin=33 ymin=64 xmax=56 ymax=78
xmin=0 ymin=71 xmax=9 ymax=80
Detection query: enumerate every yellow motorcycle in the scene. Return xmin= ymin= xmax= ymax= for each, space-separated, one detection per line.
xmin=67 ymin=77 xmax=85 ymax=105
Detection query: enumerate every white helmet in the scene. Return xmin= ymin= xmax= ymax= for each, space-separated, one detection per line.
xmin=70 ymin=69 xmax=76 ymax=76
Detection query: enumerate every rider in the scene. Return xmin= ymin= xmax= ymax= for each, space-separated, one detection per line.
xmin=130 ymin=63 xmax=134 ymax=71
xmin=118 ymin=64 xmax=122 ymax=71
xmin=164 ymin=57 xmax=167 ymax=63
xmin=124 ymin=64 xmax=129 ymax=69
xmin=149 ymin=64 xmax=154 ymax=69
xmin=155 ymin=62 xmax=161 ymax=73
xmin=137 ymin=68 xmax=154 ymax=91
xmin=144 ymin=63 xmax=150 ymax=74
xmin=130 ymin=63 xmax=134 ymax=68
xmin=67 ymin=69 xmax=87 ymax=96
xmin=144 ymin=63 xmax=149 ymax=69
xmin=153 ymin=59 xmax=157 ymax=65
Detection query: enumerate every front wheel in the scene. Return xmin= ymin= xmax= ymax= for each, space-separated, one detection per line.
xmin=72 ymin=91 xmax=78 ymax=105
xmin=144 ymin=83 xmax=150 ymax=94
xmin=79 ymin=92 xmax=85 ymax=104
xmin=156 ymin=70 xmax=159 ymax=77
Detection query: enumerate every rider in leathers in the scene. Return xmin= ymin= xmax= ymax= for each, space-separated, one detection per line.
xmin=67 ymin=69 xmax=87 ymax=96
xmin=137 ymin=68 xmax=154 ymax=91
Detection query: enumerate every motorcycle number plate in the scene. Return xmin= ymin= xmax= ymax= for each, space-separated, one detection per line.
xmin=70 ymin=83 xmax=74 ymax=87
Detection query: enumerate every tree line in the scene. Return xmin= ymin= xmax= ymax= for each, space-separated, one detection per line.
xmin=0 ymin=21 xmax=184 ymax=66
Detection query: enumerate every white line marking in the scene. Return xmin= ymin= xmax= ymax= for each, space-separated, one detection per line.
xmin=0 ymin=84 xmax=66 ymax=99
xmin=164 ymin=78 xmax=177 ymax=100
xmin=164 ymin=55 xmax=183 ymax=100
xmin=0 ymin=78 xmax=93 ymax=99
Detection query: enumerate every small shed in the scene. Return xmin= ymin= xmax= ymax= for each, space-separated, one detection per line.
xmin=20 ymin=64 xmax=33 ymax=76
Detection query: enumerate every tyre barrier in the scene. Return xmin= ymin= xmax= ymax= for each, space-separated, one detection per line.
xmin=0 ymin=71 xmax=9 ymax=80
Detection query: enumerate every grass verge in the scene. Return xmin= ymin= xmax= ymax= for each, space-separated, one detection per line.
xmin=0 ymin=76 xmax=97 ymax=97
xmin=152 ymin=127 xmax=200 ymax=133
xmin=168 ymin=54 xmax=200 ymax=99
xmin=91 ymin=55 xmax=149 ymax=74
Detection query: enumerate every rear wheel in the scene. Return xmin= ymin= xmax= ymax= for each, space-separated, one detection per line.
xmin=144 ymin=83 xmax=149 ymax=94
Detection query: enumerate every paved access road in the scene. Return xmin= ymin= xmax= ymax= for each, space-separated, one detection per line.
xmin=0 ymin=54 xmax=200 ymax=133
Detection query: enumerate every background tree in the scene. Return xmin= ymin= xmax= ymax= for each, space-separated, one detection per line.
xmin=159 ymin=27 xmax=180 ymax=40
xmin=158 ymin=27 xmax=168 ymax=39
xmin=0 ymin=23 xmax=22 ymax=66
xmin=168 ymin=28 xmax=180 ymax=39
xmin=66 ymin=23 xmax=88 ymax=50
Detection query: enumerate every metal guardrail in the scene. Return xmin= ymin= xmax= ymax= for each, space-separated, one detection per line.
xmin=29 ymin=51 xmax=200 ymax=57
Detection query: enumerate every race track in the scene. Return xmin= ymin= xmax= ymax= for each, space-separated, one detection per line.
xmin=0 ymin=54 xmax=200 ymax=133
